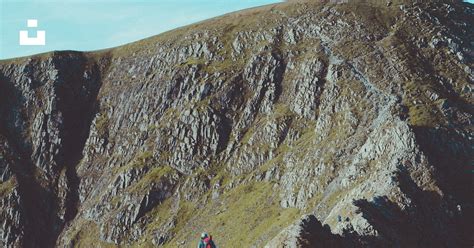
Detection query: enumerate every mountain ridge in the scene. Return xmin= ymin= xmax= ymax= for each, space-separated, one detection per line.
xmin=0 ymin=0 xmax=472 ymax=247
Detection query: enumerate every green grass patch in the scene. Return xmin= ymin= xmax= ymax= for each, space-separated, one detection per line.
xmin=128 ymin=165 xmax=175 ymax=194
xmin=0 ymin=178 xmax=16 ymax=197
xmin=167 ymin=182 xmax=300 ymax=247
xmin=95 ymin=113 xmax=109 ymax=137
xmin=69 ymin=220 xmax=116 ymax=248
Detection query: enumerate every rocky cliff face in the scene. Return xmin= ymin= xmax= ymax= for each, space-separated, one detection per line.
xmin=0 ymin=0 xmax=472 ymax=247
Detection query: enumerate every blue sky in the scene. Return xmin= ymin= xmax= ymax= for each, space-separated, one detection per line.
xmin=1 ymin=0 xmax=472 ymax=59
xmin=0 ymin=0 xmax=281 ymax=59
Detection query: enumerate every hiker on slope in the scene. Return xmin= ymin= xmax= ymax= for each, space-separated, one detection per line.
xmin=198 ymin=232 xmax=217 ymax=248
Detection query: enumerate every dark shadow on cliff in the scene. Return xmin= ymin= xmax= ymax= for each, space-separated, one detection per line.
xmin=297 ymin=164 xmax=471 ymax=248
xmin=288 ymin=214 xmax=378 ymax=248
xmin=294 ymin=215 xmax=345 ymax=247
xmin=51 ymin=51 xmax=108 ymax=224
xmin=0 ymin=68 xmax=63 ymax=247
xmin=0 ymin=51 xmax=109 ymax=247
xmin=411 ymin=126 xmax=473 ymax=247
xmin=351 ymin=166 xmax=469 ymax=248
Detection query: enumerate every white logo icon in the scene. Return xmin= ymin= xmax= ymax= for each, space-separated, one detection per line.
xmin=19 ymin=19 xmax=46 ymax=46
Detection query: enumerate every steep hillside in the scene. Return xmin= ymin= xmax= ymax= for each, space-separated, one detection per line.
xmin=0 ymin=0 xmax=472 ymax=247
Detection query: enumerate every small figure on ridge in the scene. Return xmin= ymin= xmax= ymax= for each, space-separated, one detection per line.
xmin=198 ymin=232 xmax=216 ymax=248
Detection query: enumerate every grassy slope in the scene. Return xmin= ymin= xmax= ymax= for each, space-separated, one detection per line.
xmin=1 ymin=0 xmax=472 ymax=247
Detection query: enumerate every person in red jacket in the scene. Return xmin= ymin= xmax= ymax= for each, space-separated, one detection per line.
xmin=198 ymin=232 xmax=216 ymax=248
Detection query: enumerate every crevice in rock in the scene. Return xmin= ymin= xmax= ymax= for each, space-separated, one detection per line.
xmin=0 ymin=70 xmax=62 ymax=247
xmin=271 ymin=52 xmax=287 ymax=105
xmin=0 ymin=52 xmax=109 ymax=247
xmin=215 ymin=111 xmax=232 ymax=154
xmin=49 ymin=52 xmax=108 ymax=227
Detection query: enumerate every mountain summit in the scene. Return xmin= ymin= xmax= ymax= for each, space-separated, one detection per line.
xmin=0 ymin=0 xmax=472 ymax=247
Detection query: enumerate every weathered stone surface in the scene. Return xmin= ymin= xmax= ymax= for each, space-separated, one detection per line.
xmin=0 ymin=0 xmax=472 ymax=247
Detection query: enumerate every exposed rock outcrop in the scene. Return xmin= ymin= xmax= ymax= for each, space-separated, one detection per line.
xmin=0 ymin=0 xmax=472 ymax=247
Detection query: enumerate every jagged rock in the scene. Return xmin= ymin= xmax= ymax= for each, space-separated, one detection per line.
xmin=0 ymin=0 xmax=472 ymax=247
xmin=265 ymin=215 xmax=342 ymax=248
